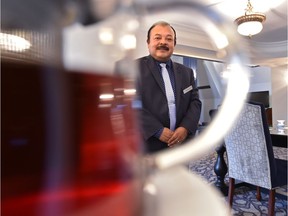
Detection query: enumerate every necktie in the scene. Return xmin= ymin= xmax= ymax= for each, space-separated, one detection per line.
xmin=160 ymin=63 xmax=176 ymax=130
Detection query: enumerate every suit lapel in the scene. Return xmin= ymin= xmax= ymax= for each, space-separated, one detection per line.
xmin=146 ymin=56 xmax=166 ymax=95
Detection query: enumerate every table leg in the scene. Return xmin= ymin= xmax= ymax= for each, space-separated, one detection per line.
xmin=214 ymin=144 xmax=228 ymax=196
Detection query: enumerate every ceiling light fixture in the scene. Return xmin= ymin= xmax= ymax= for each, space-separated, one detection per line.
xmin=235 ymin=0 xmax=266 ymax=37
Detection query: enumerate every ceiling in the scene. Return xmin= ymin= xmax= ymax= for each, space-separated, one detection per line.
xmin=2 ymin=0 xmax=287 ymax=68
xmin=137 ymin=0 xmax=287 ymax=67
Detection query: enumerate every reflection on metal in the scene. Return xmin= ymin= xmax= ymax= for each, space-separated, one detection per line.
xmin=124 ymin=88 xmax=136 ymax=96
xmin=1 ymin=30 xmax=61 ymax=65
xmin=99 ymin=93 xmax=114 ymax=100
xmin=0 ymin=33 xmax=31 ymax=52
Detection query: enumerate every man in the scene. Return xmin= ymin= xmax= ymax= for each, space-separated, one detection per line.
xmin=136 ymin=21 xmax=202 ymax=153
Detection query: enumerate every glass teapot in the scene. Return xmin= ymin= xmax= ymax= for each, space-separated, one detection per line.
xmin=1 ymin=0 xmax=250 ymax=215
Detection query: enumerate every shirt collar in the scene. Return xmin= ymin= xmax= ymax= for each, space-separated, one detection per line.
xmin=155 ymin=59 xmax=172 ymax=68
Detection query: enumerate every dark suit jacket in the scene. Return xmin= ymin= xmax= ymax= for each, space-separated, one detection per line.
xmin=136 ymin=55 xmax=202 ymax=153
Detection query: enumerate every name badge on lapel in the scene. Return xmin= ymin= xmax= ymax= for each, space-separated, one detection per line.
xmin=183 ymin=85 xmax=193 ymax=94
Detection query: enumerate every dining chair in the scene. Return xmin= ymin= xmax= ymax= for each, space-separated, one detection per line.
xmin=224 ymin=101 xmax=287 ymax=216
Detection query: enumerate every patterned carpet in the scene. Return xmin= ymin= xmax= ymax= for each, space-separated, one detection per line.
xmin=189 ymin=147 xmax=288 ymax=216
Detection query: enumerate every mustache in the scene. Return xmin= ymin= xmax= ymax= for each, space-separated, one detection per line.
xmin=156 ymin=45 xmax=169 ymax=51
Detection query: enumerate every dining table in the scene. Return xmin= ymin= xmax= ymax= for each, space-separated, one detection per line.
xmin=269 ymin=127 xmax=287 ymax=148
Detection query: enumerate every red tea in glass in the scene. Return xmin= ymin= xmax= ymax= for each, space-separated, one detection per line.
xmin=2 ymin=62 xmax=143 ymax=216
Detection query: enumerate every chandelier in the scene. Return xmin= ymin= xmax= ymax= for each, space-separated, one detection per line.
xmin=234 ymin=0 xmax=266 ymax=37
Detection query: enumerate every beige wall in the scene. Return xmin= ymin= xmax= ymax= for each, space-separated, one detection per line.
xmin=271 ymin=65 xmax=288 ymax=127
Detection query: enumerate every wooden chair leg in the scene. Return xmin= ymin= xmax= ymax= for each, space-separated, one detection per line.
xmin=228 ymin=178 xmax=235 ymax=207
xmin=256 ymin=186 xmax=262 ymax=201
xmin=268 ymin=189 xmax=275 ymax=216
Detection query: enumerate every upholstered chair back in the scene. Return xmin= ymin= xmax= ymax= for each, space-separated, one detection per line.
xmin=224 ymin=102 xmax=277 ymax=189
